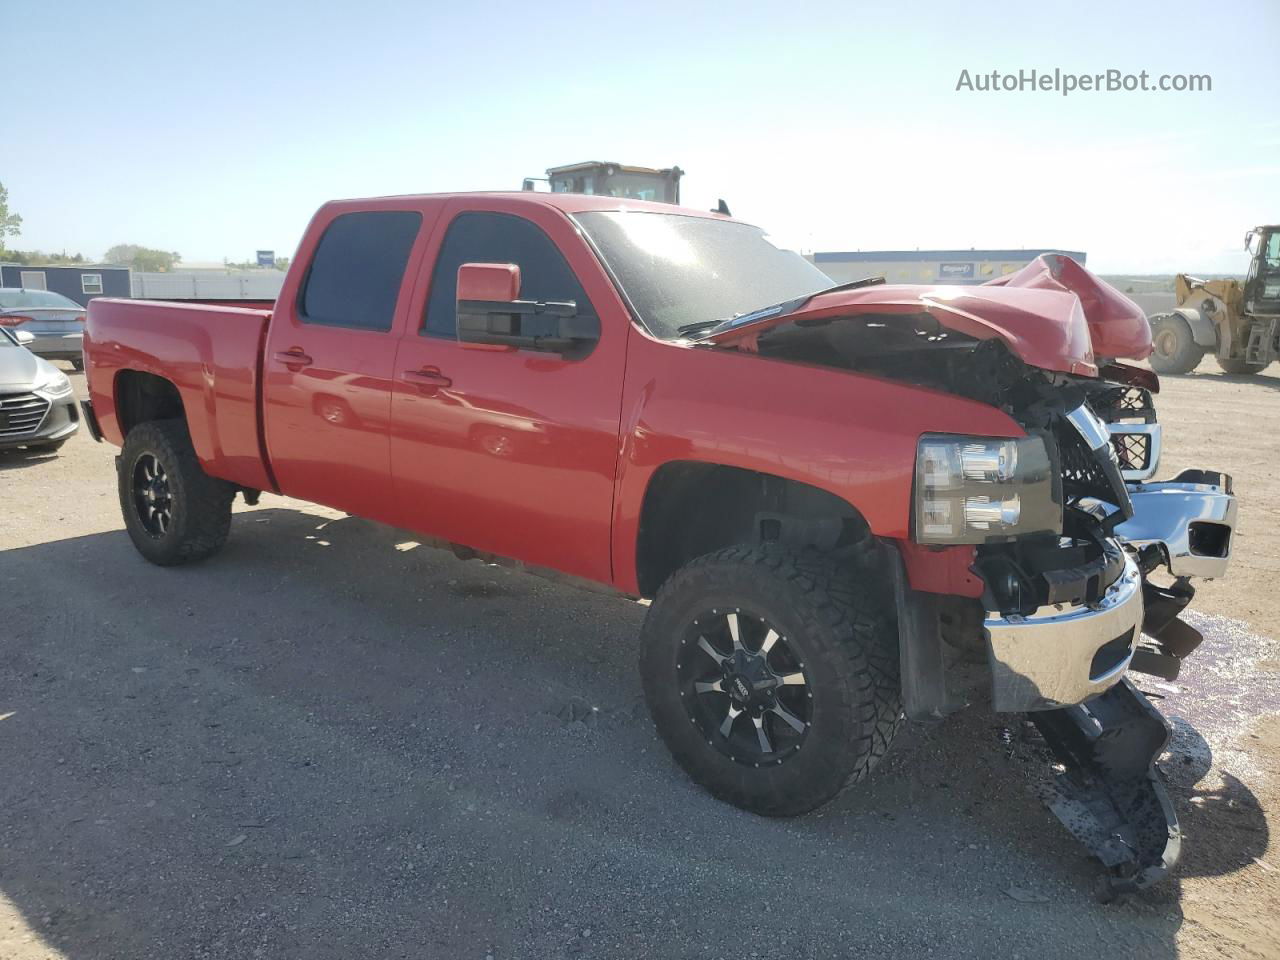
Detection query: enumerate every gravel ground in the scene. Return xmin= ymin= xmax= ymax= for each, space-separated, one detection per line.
xmin=1 ymin=359 xmax=1277 ymax=959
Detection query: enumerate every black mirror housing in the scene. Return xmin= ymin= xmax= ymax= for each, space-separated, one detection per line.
xmin=457 ymin=298 xmax=599 ymax=355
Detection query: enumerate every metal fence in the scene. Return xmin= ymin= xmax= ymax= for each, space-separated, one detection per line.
xmin=130 ymin=270 xmax=285 ymax=300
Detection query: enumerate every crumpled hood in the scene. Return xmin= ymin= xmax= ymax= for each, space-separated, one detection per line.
xmin=705 ymin=255 xmax=1151 ymax=377
xmin=983 ymin=254 xmax=1151 ymax=362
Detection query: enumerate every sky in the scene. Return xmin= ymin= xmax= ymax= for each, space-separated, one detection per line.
xmin=4 ymin=0 xmax=1278 ymax=274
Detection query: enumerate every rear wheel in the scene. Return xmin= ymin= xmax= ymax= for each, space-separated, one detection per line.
xmin=70 ymin=358 xmax=84 ymax=372
xmin=1216 ymin=355 xmax=1267 ymax=375
xmin=1148 ymin=314 xmax=1205 ymax=375
xmin=640 ymin=545 xmax=902 ymax=817
xmin=118 ymin=420 xmax=235 ymax=566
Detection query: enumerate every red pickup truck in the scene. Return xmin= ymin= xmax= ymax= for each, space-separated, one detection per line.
xmin=83 ymin=192 xmax=1237 ymax=893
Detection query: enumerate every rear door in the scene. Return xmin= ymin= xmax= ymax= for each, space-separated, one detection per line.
xmin=262 ymin=205 xmax=430 ymax=521
xmin=389 ymin=201 xmax=629 ymax=583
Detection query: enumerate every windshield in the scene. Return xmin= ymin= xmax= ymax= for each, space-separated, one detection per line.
xmin=0 ymin=329 xmax=15 ymax=347
xmin=574 ymin=211 xmax=832 ymax=339
xmin=0 ymin=289 xmax=82 ymax=310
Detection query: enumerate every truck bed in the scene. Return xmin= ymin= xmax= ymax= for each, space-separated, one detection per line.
xmin=84 ymin=298 xmax=276 ymax=493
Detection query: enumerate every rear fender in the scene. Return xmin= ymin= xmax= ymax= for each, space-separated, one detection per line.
xmin=86 ymin=298 xmax=274 ymax=492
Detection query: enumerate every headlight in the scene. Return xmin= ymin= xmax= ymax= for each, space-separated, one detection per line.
xmin=914 ymin=434 xmax=1061 ymax=544
xmin=34 ymin=368 xmax=73 ymax=398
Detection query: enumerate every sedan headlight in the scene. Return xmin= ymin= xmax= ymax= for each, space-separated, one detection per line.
xmin=914 ymin=434 xmax=1061 ymax=544
xmin=34 ymin=368 xmax=73 ymax=398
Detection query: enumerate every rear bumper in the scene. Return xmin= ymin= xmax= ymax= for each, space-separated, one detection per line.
xmin=985 ymin=549 xmax=1143 ymax=712
xmin=24 ymin=332 xmax=84 ymax=361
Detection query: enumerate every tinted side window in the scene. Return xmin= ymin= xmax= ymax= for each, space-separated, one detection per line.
xmin=424 ymin=212 xmax=596 ymax=338
xmin=301 ymin=211 xmax=421 ymax=331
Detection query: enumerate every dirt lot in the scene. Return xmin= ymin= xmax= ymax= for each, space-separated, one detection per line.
xmin=2 ymin=358 xmax=1278 ymax=960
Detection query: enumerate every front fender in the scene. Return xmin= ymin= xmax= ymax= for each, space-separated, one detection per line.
xmin=610 ymin=330 xmax=1025 ymax=594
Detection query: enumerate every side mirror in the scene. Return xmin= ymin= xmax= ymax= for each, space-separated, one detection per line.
xmin=14 ymin=330 xmax=34 ymax=345
xmin=1245 ymin=230 xmax=1257 ymax=253
xmin=456 ymin=262 xmax=598 ymax=355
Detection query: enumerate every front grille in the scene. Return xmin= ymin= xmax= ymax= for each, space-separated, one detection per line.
xmin=1058 ymin=425 xmax=1116 ymax=500
xmin=0 ymin=392 xmax=51 ymax=438
xmin=1089 ymin=386 xmax=1159 ymax=481
xmin=1092 ymin=386 xmax=1156 ymax=424
xmin=1054 ymin=418 xmax=1134 ymax=529
xmin=1112 ymin=431 xmax=1151 ymax=473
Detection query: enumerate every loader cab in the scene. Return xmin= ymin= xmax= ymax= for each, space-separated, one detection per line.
xmin=522 ymin=161 xmax=683 ymax=204
xmin=1244 ymin=225 xmax=1280 ymax=313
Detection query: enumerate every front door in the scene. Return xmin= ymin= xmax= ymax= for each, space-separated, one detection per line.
xmin=390 ymin=203 xmax=628 ymax=584
xmin=262 ymin=207 xmax=425 ymax=521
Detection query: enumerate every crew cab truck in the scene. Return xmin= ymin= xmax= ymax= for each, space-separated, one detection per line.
xmin=82 ymin=193 xmax=1237 ymax=895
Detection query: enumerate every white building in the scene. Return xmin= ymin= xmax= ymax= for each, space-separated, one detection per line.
xmin=811 ymin=248 xmax=1087 ymax=286
xmin=131 ymin=264 xmax=285 ymax=300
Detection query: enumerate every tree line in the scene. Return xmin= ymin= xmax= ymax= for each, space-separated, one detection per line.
xmin=1 ymin=180 xmax=285 ymax=273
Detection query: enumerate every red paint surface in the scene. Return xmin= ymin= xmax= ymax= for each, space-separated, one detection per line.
xmin=984 ymin=254 xmax=1152 ymax=362
xmin=86 ymin=193 xmax=1115 ymax=599
xmin=457 ymin=263 xmax=521 ymax=302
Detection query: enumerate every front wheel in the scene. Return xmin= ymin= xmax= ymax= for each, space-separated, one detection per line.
xmin=640 ymin=546 xmax=902 ymax=817
xmin=118 ymin=420 xmax=235 ymax=566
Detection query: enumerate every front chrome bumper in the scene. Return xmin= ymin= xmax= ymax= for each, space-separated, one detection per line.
xmin=1114 ymin=470 xmax=1237 ymax=579
xmin=985 ymin=549 xmax=1144 ymax=712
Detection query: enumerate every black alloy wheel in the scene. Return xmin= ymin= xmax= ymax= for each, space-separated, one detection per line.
xmin=132 ymin=452 xmax=174 ymax=538
xmin=678 ymin=607 xmax=812 ymax=765
xmin=117 ymin=419 xmax=235 ymax=566
xmin=640 ymin=545 xmax=903 ymax=816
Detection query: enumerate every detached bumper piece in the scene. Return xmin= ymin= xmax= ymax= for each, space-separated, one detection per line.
xmin=1032 ymin=678 xmax=1180 ymax=897
xmin=1115 ymin=470 xmax=1236 ymax=580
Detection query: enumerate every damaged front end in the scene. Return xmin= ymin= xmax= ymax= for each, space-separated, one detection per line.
xmin=962 ymin=367 xmax=1236 ymax=895
xmin=702 ymin=274 xmax=1237 ymax=894
xmin=949 ymin=362 xmax=1236 ymax=896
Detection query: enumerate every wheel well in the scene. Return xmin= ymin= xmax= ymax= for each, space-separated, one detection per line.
xmin=115 ymin=370 xmax=185 ymax=436
xmin=635 ymin=462 xmax=870 ymax=598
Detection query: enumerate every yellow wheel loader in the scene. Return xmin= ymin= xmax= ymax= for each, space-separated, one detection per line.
xmin=1149 ymin=224 xmax=1280 ymax=375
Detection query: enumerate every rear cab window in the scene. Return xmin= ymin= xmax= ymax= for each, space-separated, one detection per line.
xmin=300 ymin=210 xmax=422 ymax=331
xmin=423 ymin=211 xmax=599 ymax=346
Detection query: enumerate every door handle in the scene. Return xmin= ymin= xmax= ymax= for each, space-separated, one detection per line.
xmin=273 ymin=348 xmax=313 ymax=368
xmin=403 ymin=367 xmax=452 ymax=388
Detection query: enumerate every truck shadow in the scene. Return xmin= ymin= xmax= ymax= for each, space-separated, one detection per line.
xmin=0 ymin=505 xmax=1266 ymax=958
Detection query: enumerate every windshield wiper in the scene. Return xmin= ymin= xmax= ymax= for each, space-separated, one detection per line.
xmin=676 ymin=317 xmax=734 ymax=337
xmin=676 ymin=277 xmax=887 ymax=341
xmin=811 ymin=275 xmax=886 ymax=296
